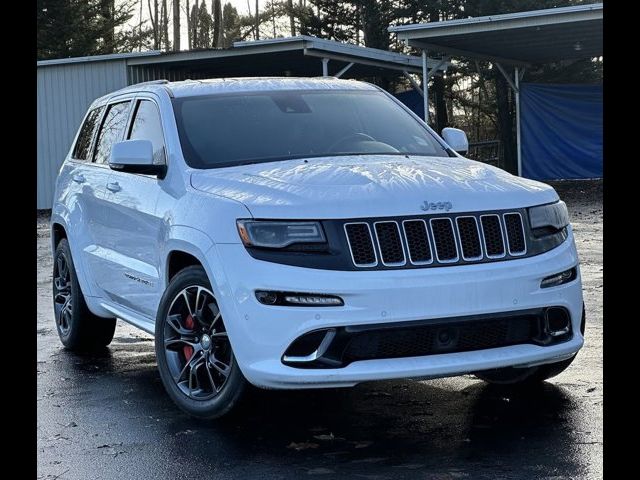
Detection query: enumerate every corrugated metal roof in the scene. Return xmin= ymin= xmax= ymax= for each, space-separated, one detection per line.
xmin=37 ymin=35 xmax=447 ymax=73
xmin=37 ymin=50 xmax=161 ymax=67
xmin=389 ymin=3 xmax=603 ymax=65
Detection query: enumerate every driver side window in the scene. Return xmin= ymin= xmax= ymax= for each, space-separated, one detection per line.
xmin=128 ymin=99 xmax=166 ymax=165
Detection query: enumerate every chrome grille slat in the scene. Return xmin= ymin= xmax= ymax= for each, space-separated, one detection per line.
xmin=344 ymin=211 xmax=527 ymax=268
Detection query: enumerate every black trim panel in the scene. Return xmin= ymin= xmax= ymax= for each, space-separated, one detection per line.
xmin=282 ymin=307 xmax=573 ymax=369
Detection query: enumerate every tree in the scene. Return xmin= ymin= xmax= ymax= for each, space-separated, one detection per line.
xmin=222 ymin=2 xmax=242 ymax=47
xmin=173 ymin=0 xmax=181 ymax=51
xmin=148 ymin=0 xmax=160 ymax=49
xmin=37 ymin=0 xmax=152 ymax=60
xmin=358 ymin=0 xmax=393 ymax=50
xmin=212 ymin=0 xmax=223 ymax=47
xmin=189 ymin=1 xmax=199 ymax=47
xmin=255 ymin=0 xmax=260 ymax=40
xmin=100 ymin=0 xmax=115 ymax=50
xmin=162 ymin=0 xmax=171 ymax=50
xmin=288 ymin=0 xmax=295 ymax=36
xmin=193 ymin=0 xmax=212 ymax=48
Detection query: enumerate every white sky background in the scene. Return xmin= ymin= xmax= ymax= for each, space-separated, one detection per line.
xmin=125 ymin=0 xmax=256 ymax=51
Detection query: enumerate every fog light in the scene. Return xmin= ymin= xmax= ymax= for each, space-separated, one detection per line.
xmin=255 ymin=290 xmax=278 ymax=305
xmin=540 ymin=267 xmax=577 ymax=289
xmin=255 ymin=290 xmax=344 ymax=307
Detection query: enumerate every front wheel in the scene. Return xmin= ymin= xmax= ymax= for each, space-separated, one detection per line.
xmin=155 ymin=266 xmax=246 ymax=419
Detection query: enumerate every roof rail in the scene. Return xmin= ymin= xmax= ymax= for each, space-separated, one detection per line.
xmin=130 ymin=79 xmax=170 ymax=86
xmin=109 ymin=79 xmax=172 ymax=97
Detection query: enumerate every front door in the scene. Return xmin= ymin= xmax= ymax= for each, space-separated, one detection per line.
xmin=100 ymin=97 xmax=166 ymax=317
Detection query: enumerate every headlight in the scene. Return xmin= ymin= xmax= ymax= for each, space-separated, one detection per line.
xmin=236 ymin=220 xmax=326 ymax=248
xmin=528 ymin=201 xmax=569 ymax=231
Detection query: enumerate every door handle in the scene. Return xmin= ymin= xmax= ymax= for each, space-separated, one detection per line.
xmin=72 ymin=174 xmax=85 ymax=183
xmin=106 ymin=182 xmax=121 ymax=192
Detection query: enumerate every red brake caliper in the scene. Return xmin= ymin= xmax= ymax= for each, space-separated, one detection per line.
xmin=183 ymin=314 xmax=195 ymax=361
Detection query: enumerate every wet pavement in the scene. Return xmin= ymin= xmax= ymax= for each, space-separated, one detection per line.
xmin=37 ymin=180 xmax=603 ymax=479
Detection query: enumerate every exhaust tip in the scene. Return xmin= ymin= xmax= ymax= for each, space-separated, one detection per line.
xmin=544 ymin=307 xmax=571 ymax=337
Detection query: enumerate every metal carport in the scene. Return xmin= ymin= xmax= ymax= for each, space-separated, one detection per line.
xmin=389 ymin=3 xmax=603 ymax=176
xmin=37 ymin=36 xmax=447 ymax=209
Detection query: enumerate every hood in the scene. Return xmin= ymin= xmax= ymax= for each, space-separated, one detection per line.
xmin=190 ymin=155 xmax=558 ymax=219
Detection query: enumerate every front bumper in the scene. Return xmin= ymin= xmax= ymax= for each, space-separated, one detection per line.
xmin=208 ymin=229 xmax=584 ymax=389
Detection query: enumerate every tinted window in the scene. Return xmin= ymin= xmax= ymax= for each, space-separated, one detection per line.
xmin=172 ymin=90 xmax=449 ymax=169
xmin=128 ymin=100 xmax=166 ymax=165
xmin=93 ymin=101 xmax=132 ymax=164
xmin=72 ymin=106 xmax=104 ymax=161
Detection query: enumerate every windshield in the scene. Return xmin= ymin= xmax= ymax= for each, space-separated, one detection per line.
xmin=172 ymin=90 xmax=450 ymax=168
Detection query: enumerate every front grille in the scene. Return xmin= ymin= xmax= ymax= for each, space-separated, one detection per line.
xmin=343 ymin=316 xmax=534 ymax=363
xmin=344 ymin=210 xmax=527 ymax=269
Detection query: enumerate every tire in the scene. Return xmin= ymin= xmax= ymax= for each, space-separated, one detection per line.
xmin=475 ymin=305 xmax=586 ymax=386
xmin=52 ymin=238 xmax=116 ymax=350
xmin=154 ymin=266 xmax=246 ymax=419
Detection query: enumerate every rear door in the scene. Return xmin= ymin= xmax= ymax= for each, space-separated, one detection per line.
xmin=99 ymin=96 xmax=166 ymax=316
xmin=82 ymin=99 xmax=134 ymax=294
xmin=57 ymin=105 xmax=106 ymax=296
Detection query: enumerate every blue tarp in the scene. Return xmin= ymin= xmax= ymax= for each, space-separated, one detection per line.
xmin=521 ymin=83 xmax=602 ymax=180
xmin=395 ymin=89 xmax=424 ymax=119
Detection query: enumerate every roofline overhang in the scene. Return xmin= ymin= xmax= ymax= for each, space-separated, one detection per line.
xmin=388 ymin=3 xmax=602 ymax=65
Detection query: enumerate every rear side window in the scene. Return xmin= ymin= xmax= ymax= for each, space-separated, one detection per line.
xmin=72 ymin=106 xmax=104 ymax=161
xmin=128 ymin=100 xmax=166 ymax=165
xmin=93 ymin=101 xmax=132 ymax=164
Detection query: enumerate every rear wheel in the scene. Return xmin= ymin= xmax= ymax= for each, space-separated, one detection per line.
xmin=155 ymin=266 xmax=246 ymax=419
xmin=52 ymin=238 xmax=116 ymax=350
xmin=476 ymin=306 xmax=586 ymax=385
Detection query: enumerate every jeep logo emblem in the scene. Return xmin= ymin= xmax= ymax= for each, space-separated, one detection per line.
xmin=421 ymin=201 xmax=453 ymax=212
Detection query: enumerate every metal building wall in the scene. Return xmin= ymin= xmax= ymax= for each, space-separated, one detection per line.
xmin=127 ymin=65 xmax=210 ymax=84
xmin=37 ymin=60 xmax=128 ymax=209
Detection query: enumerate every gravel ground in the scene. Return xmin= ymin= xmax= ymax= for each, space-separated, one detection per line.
xmin=36 ymin=180 xmax=603 ymax=480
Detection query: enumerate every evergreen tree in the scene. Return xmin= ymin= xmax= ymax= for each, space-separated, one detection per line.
xmin=37 ymin=0 xmax=152 ymax=60
xmin=222 ymin=2 xmax=242 ymax=47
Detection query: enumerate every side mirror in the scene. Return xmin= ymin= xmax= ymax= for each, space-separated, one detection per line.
xmin=109 ymin=140 xmax=166 ymax=177
xmin=441 ymin=127 xmax=469 ymax=156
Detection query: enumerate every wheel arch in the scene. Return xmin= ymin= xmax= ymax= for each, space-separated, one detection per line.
xmin=161 ymin=230 xmax=249 ymax=384
xmin=51 ymin=222 xmax=67 ymax=250
xmin=162 ymin=225 xmax=216 ymax=289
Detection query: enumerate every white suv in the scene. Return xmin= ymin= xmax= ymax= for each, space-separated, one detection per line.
xmin=51 ymin=78 xmax=584 ymax=418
